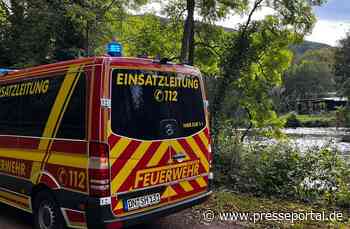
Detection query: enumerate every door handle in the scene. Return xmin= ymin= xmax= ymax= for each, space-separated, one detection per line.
xmin=172 ymin=152 xmax=186 ymax=162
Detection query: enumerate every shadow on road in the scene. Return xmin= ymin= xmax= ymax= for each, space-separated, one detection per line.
xmin=0 ymin=203 xmax=169 ymax=229
xmin=0 ymin=203 xmax=32 ymax=229
xmin=0 ymin=203 xmax=209 ymax=229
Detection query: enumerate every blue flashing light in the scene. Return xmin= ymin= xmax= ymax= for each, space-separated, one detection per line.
xmin=0 ymin=68 xmax=14 ymax=74
xmin=107 ymin=41 xmax=122 ymax=57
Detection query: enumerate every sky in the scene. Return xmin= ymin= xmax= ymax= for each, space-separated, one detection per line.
xmin=141 ymin=0 xmax=350 ymax=47
xmin=306 ymin=0 xmax=350 ymax=46
xmin=3 ymin=0 xmax=349 ymax=46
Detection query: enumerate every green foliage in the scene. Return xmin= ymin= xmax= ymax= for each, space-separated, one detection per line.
xmin=335 ymin=106 xmax=350 ymax=128
xmin=194 ymin=24 xmax=229 ymax=77
xmin=163 ymin=0 xmax=248 ymax=65
xmin=0 ymin=0 xmax=84 ymax=67
xmin=198 ymin=192 xmax=350 ymax=228
xmin=334 ymin=32 xmax=350 ymax=99
xmin=290 ymin=40 xmax=331 ymax=63
xmin=0 ymin=0 xmax=148 ymax=67
xmin=210 ymin=0 xmax=326 ymax=144
xmin=299 ymin=47 xmax=335 ymax=66
xmin=116 ymin=14 xmax=182 ymax=59
xmin=212 ymin=16 xmax=295 ymax=139
xmin=280 ymin=46 xmax=336 ymax=113
xmin=214 ymin=127 xmax=350 ymax=207
xmin=284 ymin=112 xmax=337 ymax=127
xmin=284 ymin=60 xmax=335 ymax=100
xmin=285 ymin=113 xmax=301 ymax=127
xmin=197 ymin=0 xmax=248 ymax=22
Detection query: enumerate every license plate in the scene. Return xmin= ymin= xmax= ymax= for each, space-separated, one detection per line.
xmin=124 ymin=193 xmax=161 ymax=211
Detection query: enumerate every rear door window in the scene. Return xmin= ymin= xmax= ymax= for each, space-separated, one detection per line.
xmin=111 ymin=69 xmax=206 ymax=140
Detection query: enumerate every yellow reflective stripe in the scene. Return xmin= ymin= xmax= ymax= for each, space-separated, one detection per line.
xmin=107 ymin=120 xmax=112 ymax=136
xmin=0 ymin=190 xmax=28 ymax=204
xmin=0 ymin=149 xmax=44 ymax=161
xmin=111 ymin=142 xmax=152 ymax=192
xmin=186 ymin=138 xmax=209 ymax=172
xmin=30 ymin=162 xmax=42 ymax=184
xmin=52 ymin=67 xmax=82 ymax=139
xmin=161 ymin=186 xmax=177 ymax=198
xmin=36 ymin=65 xmax=84 ymax=184
xmin=114 ymin=200 xmax=123 ymax=211
xmin=110 ymin=138 xmax=132 ymax=159
xmin=47 ymin=154 xmax=88 ymax=168
xmin=38 ymin=65 xmax=82 ymax=150
xmin=0 ymin=149 xmax=88 ymax=168
xmin=146 ymin=142 xmax=168 ymax=167
xmin=196 ymin=176 xmax=208 ymax=188
xmin=180 ymin=180 xmax=194 ymax=192
xmin=198 ymin=131 xmax=209 ymax=147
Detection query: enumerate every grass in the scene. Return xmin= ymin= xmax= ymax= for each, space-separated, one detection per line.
xmin=296 ymin=113 xmax=336 ymax=123
xmin=281 ymin=112 xmax=338 ymax=127
xmin=193 ymin=191 xmax=350 ymax=228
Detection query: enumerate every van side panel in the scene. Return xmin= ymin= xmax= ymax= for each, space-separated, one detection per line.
xmin=89 ymin=60 xmax=104 ymax=142
xmin=0 ymin=60 xmax=93 ymax=228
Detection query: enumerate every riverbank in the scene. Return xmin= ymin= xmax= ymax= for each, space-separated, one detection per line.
xmin=259 ymin=127 xmax=350 ymax=154
xmin=283 ymin=112 xmax=338 ymax=128
xmin=192 ymin=191 xmax=349 ymax=228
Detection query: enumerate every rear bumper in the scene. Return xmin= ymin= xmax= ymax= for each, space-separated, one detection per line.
xmin=86 ymin=191 xmax=212 ymax=229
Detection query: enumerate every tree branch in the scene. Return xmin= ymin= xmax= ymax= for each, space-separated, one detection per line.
xmin=240 ymin=107 xmax=253 ymax=143
xmin=242 ymin=0 xmax=264 ymax=35
xmin=0 ymin=0 xmax=11 ymax=16
xmin=102 ymin=0 xmax=120 ymax=15
xmin=194 ymin=41 xmax=221 ymax=56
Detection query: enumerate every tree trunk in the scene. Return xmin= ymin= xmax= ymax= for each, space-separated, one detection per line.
xmin=210 ymin=77 xmax=230 ymax=153
xmin=188 ymin=27 xmax=195 ymax=65
xmin=180 ymin=0 xmax=195 ymax=65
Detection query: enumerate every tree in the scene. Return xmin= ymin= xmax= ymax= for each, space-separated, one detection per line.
xmin=298 ymin=47 xmax=335 ymax=66
xmin=0 ymin=0 xmax=85 ymax=67
xmin=0 ymin=0 xmax=148 ymax=67
xmin=334 ymin=32 xmax=350 ymax=98
xmin=284 ymin=61 xmax=335 ymax=100
xmin=210 ymin=0 xmax=326 ymax=145
xmin=114 ymin=14 xmax=182 ymax=58
xmin=165 ymin=0 xmax=248 ymax=65
xmin=280 ymin=47 xmax=336 ymax=112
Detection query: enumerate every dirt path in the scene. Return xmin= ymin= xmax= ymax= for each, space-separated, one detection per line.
xmin=0 ymin=203 xmax=244 ymax=229
xmin=144 ymin=209 xmax=245 ymax=229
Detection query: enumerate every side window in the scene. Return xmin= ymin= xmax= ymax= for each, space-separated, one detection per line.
xmin=0 ymin=71 xmax=86 ymax=140
xmin=0 ymin=96 xmax=21 ymax=135
xmin=0 ymin=75 xmax=63 ymax=137
xmin=19 ymin=76 xmax=64 ymax=137
xmin=56 ymin=73 xmax=86 ymax=140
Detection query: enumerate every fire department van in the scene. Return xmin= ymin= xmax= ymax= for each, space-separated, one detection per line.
xmin=0 ymin=47 xmax=213 ymax=229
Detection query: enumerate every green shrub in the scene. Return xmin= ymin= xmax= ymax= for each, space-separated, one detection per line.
xmin=214 ymin=135 xmax=350 ymax=206
xmin=285 ymin=113 xmax=301 ymax=127
xmin=336 ymin=106 xmax=350 ymax=127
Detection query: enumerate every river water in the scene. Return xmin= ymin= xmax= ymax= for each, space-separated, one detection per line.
xmin=246 ymin=127 xmax=350 ymax=157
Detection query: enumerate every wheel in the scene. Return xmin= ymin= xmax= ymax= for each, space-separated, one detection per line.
xmin=33 ymin=191 xmax=65 ymax=229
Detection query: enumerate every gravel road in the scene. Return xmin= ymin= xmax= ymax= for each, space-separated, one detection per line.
xmin=0 ymin=204 xmax=243 ymax=229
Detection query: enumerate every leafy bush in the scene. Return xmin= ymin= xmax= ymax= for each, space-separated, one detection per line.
xmin=336 ymin=106 xmax=350 ymax=128
xmin=285 ymin=113 xmax=301 ymax=127
xmin=214 ymin=132 xmax=350 ymax=206
xmin=284 ymin=112 xmax=336 ymax=127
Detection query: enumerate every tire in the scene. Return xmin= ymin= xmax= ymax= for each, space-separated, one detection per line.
xmin=33 ymin=191 xmax=66 ymax=229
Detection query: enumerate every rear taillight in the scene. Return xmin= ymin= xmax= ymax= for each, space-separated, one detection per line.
xmin=89 ymin=142 xmax=110 ymax=197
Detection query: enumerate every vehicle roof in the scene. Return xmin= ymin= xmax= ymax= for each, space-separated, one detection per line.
xmin=1 ymin=56 xmax=201 ymax=80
